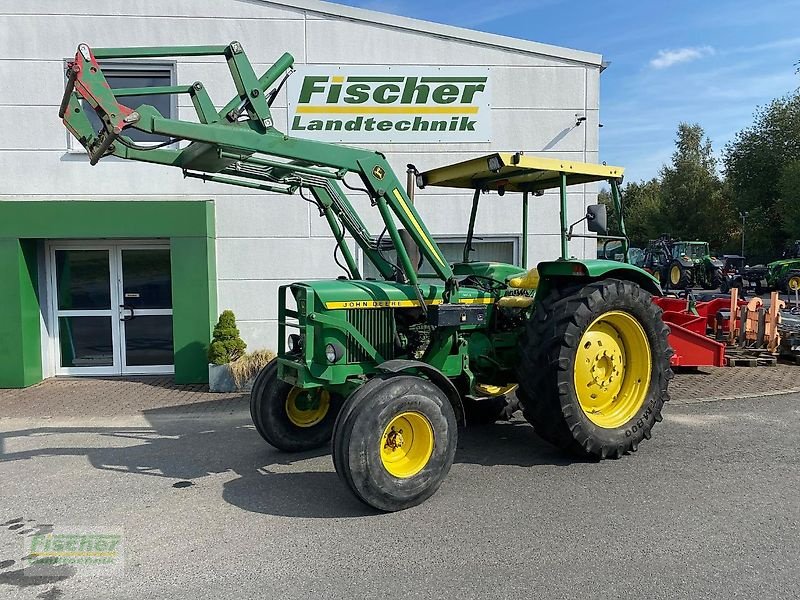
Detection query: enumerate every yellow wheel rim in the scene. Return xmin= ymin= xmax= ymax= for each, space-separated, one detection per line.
xmin=670 ymin=266 xmax=681 ymax=285
xmin=285 ymin=388 xmax=330 ymax=428
xmin=789 ymin=276 xmax=800 ymax=291
xmin=380 ymin=411 xmax=434 ymax=478
xmin=574 ymin=311 xmax=652 ymax=429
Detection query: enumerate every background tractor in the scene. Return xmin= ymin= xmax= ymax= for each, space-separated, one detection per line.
xmin=741 ymin=240 xmax=800 ymax=294
xmin=642 ymin=237 xmax=725 ymax=291
xmin=59 ymin=41 xmax=672 ymax=512
xmin=641 ymin=236 xmax=672 ymax=287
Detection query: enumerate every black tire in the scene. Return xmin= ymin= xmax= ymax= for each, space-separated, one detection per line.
xmin=516 ymin=278 xmax=672 ymax=459
xmin=331 ymin=375 xmax=457 ymax=512
xmin=702 ymin=267 xmax=723 ymax=290
xmin=667 ymin=261 xmax=690 ymax=290
xmin=711 ymin=268 xmax=725 ymax=291
xmin=250 ymin=359 xmax=341 ymax=452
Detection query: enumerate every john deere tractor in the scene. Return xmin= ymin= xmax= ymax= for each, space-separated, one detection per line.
xmin=664 ymin=240 xmax=725 ymax=291
xmin=742 ymin=241 xmax=800 ymax=294
xmin=59 ymin=41 xmax=672 ymax=511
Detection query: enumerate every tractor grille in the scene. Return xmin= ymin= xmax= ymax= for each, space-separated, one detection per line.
xmin=345 ymin=309 xmax=395 ymax=363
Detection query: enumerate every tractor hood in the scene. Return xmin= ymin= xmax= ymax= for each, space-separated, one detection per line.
xmin=768 ymin=258 xmax=798 ymax=269
xmin=292 ymin=278 xmax=495 ymax=310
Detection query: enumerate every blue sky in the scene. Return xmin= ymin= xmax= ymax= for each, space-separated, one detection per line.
xmin=333 ymin=0 xmax=800 ymax=182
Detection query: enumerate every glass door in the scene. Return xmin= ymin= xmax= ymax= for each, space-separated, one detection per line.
xmin=50 ymin=242 xmax=174 ymax=376
xmin=52 ymin=247 xmax=119 ymax=375
xmin=118 ymin=247 xmax=174 ymax=374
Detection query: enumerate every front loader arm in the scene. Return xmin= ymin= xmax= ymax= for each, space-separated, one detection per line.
xmin=59 ymin=41 xmax=457 ymax=292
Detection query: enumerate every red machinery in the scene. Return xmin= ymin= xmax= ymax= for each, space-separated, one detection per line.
xmin=653 ymin=296 xmax=744 ymax=367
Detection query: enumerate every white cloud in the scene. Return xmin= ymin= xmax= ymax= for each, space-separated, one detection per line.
xmin=649 ymin=46 xmax=715 ymax=69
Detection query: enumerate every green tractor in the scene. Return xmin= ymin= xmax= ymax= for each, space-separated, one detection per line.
xmin=742 ymin=241 xmax=800 ymax=294
xmin=59 ymin=41 xmax=672 ymax=512
xmin=665 ymin=240 xmax=725 ymax=291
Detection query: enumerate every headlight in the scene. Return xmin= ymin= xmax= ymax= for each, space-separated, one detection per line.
xmin=287 ymin=334 xmax=302 ymax=353
xmin=487 ymin=155 xmax=502 ymax=172
xmin=325 ymin=343 xmax=342 ymax=363
xmin=416 ymin=174 xmax=425 ymax=189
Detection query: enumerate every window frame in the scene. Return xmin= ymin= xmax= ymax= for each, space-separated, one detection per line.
xmin=357 ymin=234 xmax=521 ymax=279
xmin=65 ymin=59 xmax=178 ymax=152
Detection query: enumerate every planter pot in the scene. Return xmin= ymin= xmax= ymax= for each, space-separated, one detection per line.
xmin=208 ymin=363 xmax=236 ymax=393
xmin=208 ymin=363 xmax=256 ymax=393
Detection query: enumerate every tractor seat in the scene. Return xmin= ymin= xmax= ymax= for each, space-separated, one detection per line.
xmin=507 ymin=268 xmax=540 ymax=290
xmin=497 ymin=295 xmax=534 ymax=308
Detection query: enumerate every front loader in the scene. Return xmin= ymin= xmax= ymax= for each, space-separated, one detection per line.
xmin=60 ymin=41 xmax=672 ymax=512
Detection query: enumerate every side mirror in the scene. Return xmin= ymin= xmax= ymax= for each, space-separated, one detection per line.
xmin=586 ymin=204 xmax=608 ymax=235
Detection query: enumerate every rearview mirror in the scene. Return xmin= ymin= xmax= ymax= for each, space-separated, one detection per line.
xmin=586 ymin=204 xmax=608 ymax=235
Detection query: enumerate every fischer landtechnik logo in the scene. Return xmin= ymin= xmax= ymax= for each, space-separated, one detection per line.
xmin=288 ymin=69 xmax=491 ymax=141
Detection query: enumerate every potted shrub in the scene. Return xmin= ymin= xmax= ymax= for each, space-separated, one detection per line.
xmin=207 ymin=310 xmax=246 ymax=392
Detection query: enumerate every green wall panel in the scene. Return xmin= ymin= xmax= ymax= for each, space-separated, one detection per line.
xmin=0 ymin=200 xmax=216 ymax=388
xmin=0 ymin=201 xmax=214 ymax=239
xmin=0 ymin=239 xmax=42 ymax=387
xmin=171 ymin=236 xmax=217 ymax=384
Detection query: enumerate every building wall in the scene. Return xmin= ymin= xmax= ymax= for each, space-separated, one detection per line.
xmin=0 ymin=0 xmax=602 ymax=353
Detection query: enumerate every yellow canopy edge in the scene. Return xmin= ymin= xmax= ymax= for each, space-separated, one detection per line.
xmin=418 ymin=153 xmax=624 ymax=193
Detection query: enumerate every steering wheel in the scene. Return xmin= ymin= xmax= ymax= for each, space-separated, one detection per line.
xmin=462 ymin=274 xmax=507 ymax=293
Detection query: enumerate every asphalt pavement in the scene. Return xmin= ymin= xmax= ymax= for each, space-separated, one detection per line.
xmin=1 ymin=393 xmax=798 ymax=599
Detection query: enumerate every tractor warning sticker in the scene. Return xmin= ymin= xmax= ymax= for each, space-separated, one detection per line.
xmin=287 ymin=66 xmax=492 ymax=143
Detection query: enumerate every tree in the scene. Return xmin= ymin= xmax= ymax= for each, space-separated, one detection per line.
xmin=777 ymin=160 xmax=800 ymax=243
xmin=723 ymin=91 xmax=800 ymax=261
xmin=208 ymin=310 xmax=246 ymax=365
xmin=621 ymin=179 xmax=665 ymax=246
xmin=659 ymin=123 xmax=736 ymax=251
xmin=599 ymin=179 xmax=664 ymax=247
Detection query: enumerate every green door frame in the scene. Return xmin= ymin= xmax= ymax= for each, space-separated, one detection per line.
xmin=0 ymin=200 xmax=217 ymax=387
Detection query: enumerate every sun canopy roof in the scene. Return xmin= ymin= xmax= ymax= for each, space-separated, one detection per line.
xmin=418 ymin=153 xmax=624 ymax=193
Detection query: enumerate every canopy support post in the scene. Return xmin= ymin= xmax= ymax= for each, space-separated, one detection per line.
xmin=522 ymin=190 xmax=529 ymax=268
xmin=463 ymin=189 xmax=481 ymax=263
xmin=559 ymin=172 xmax=569 ymax=260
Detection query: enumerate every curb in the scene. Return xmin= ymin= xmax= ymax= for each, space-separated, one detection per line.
xmin=671 ymin=387 xmax=800 ymax=405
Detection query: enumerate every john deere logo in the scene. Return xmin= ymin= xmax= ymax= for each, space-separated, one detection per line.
xmin=288 ymin=67 xmax=492 ymax=143
xmin=372 ymin=166 xmax=385 ymax=180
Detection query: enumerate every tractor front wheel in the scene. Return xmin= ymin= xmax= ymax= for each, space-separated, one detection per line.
xmin=783 ymin=273 xmax=800 ymax=294
xmin=250 ymin=360 xmax=341 ymax=452
xmin=332 ymin=375 xmax=457 ymax=512
xmin=705 ymin=267 xmax=725 ymax=290
xmin=517 ymin=278 xmax=672 ymax=458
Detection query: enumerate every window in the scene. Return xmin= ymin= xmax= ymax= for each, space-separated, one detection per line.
xmin=67 ymin=62 xmax=176 ymax=147
xmin=361 ymin=236 xmax=518 ymax=279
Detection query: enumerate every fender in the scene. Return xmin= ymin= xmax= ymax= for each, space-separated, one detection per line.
xmin=537 ymin=259 xmax=663 ymax=297
xmin=376 ymin=359 xmax=466 ymax=426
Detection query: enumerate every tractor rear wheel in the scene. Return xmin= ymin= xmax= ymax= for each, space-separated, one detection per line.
xmin=517 ymin=278 xmax=672 ymax=458
xmin=668 ymin=261 xmax=690 ymax=290
xmin=332 ymin=375 xmax=457 ymax=512
xmin=250 ymin=360 xmax=341 ymax=452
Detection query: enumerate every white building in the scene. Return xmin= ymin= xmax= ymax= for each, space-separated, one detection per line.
xmin=0 ymin=0 xmax=604 ymax=386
